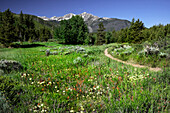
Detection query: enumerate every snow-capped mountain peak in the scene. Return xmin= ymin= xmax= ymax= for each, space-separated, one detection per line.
xmin=78 ymin=12 xmax=99 ymax=21
xmin=38 ymin=16 xmax=50 ymax=21
xmin=50 ymin=16 xmax=58 ymax=20
xmin=38 ymin=12 xmax=131 ymax=33
xmin=39 ymin=12 xmax=100 ymax=22
xmin=63 ymin=13 xmax=76 ymax=20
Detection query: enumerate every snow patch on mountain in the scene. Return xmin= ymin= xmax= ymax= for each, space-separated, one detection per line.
xmin=103 ymin=17 xmax=110 ymax=20
xmin=38 ymin=16 xmax=50 ymax=21
xmin=39 ymin=12 xmax=100 ymax=22
xmin=79 ymin=12 xmax=99 ymax=21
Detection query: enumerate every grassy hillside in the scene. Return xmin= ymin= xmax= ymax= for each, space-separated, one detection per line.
xmin=0 ymin=42 xmax=169 ymax=112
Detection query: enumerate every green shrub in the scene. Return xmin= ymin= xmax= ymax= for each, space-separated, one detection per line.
xmin=48 ymin=39 xmax=58 ymax=42
xmin=73 ymin=57 xmax=82 ymax=64
xmin=159 ymin=52 xmax=168 ymax=58
xmin=0 ymin=59 xmax=23 ymax=73
xmin=86 ymin=48 xmax=102 ymax=54
xmin=138 ymin=50 xmax=145 ymax=56
xmin=50 ymin=51 xmax=58 ymax=55
xmin=0 ymin=92 xmax=10 ymax=113
xmin=0 ymin=76 xmax=23 ymax=106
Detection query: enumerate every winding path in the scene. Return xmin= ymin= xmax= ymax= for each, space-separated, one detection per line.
xmin=104 ymin=48 xmax=162 ymax=72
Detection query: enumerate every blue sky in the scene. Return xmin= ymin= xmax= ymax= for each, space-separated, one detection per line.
xmin=0 ymin=0 xmax=169 ymax=28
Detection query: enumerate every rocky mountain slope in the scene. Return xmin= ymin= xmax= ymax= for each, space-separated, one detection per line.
xmin=39 ymin=12 xmax=131 ymax=32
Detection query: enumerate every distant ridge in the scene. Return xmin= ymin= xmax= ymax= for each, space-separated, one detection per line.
xmin=39 ymin=12 xmax=131 ymax=32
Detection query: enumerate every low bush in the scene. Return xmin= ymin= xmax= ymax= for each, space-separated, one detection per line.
xmin=0 ymin=76 xmax=23 ymax=107
xmin=0 ymin=59 xmax=23 ymax=73
xmin=0 ymin=92 xmax=10 ymax=113
xmin=48 ymin=39 xmax=58 ymax=42
xmin=159 ymin=52 xmax=169 ymax=58
xmin=87 ymin=48 xmax=102 ymax=54
xmin=50 ymin=51 xmax=58 ymax=55
xmin=73 ymin=57 xmax=82 ymax=64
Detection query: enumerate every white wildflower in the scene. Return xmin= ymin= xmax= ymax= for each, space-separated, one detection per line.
xmin=70 ymin=110 xmax=74 ymax=112
xmin=23 ymin=73 xmax=26 ymax=76
xmin=41 ymin=109 xmax=44 ymax=113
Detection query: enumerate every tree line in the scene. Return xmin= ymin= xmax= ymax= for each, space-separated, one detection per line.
xmin=0 ymin=9 xmax=170 ymax=47
xmin=0 ymin=9 xmax=52 ymax=47
xmin=110 ymin=18 xmax=170 ymax=44
xmin=54 ymin=17 xmax=170 ymax=45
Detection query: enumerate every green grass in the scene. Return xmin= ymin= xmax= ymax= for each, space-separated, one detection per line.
xmin=0 ymin=42 xmax=169 ymax=112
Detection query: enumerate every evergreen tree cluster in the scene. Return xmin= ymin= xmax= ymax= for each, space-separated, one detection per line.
xmin=104 ymin=18 xmax=170 ymax=44
xmin=54 ymin=19 xmax=107 ymax=45
xmin=54 ymin=15 xmax=88 ymax=44
xmin=0 ymin=9 xmax=52 ymax=47
xmin=0 ymin=9 xmax=16 ymax=47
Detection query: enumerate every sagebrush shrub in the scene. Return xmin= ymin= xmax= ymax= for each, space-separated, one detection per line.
xmin=0 ymin=92 xmax=10 ymax=113
xmin=0 ymin=59 xmax=23 ymax=73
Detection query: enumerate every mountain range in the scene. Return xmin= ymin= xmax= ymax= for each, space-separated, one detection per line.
xmin=39 ymin=12 xmax=131 ymax=32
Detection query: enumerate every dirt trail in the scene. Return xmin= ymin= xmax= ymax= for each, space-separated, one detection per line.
xmin=104 ymin=48 xmax=162 ymax=72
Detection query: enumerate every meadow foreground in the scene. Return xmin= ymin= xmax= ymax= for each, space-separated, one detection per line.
xmin=0 ymin=42 xmax=169 ymax=112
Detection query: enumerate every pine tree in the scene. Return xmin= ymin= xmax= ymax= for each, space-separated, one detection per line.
xmin=127 ymin=18 xmax=145 ymax=43
xmin=29 ymin=16 xmax=35 ymax=41
xmin=15 ymin=21 xmax=20 ymax=41
xmin=164 ymin=24 xmax=170 ymax=36
xmin=35 ymin=29 xmax=40 ymax=41
xmin=20 ymin=11 xmax=24 ymax=25
xmin=19 ymin=11 xmax=25 ymax=43
xmin=117 ymin=28 xmax=128 ymax=43
xmin=24 ymin=15 xmax=36 ymax=41
xmin=96 ymin=22 xmax=106 ymax=45
xmin=0 ymin=10 xmax=2 ymax=25
xmin=60 ymin=20 xmax=71 ymax=44
xmin=57 ymin=15 xmax=88 ymax=44
xmin=111 ymin=29 xmax=117 ymax=42
xmin=0 ymin=9 xmax=16 ymax=47
xmin=105 ymin=32 xmax=112 ymax=44
xmin=24 ymin=15 xmax=30 ymax=41
xmin=85 ymin=33 xmax=96 ymax=45
xmin=39 ymin=27 xmax=52 ymax=42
